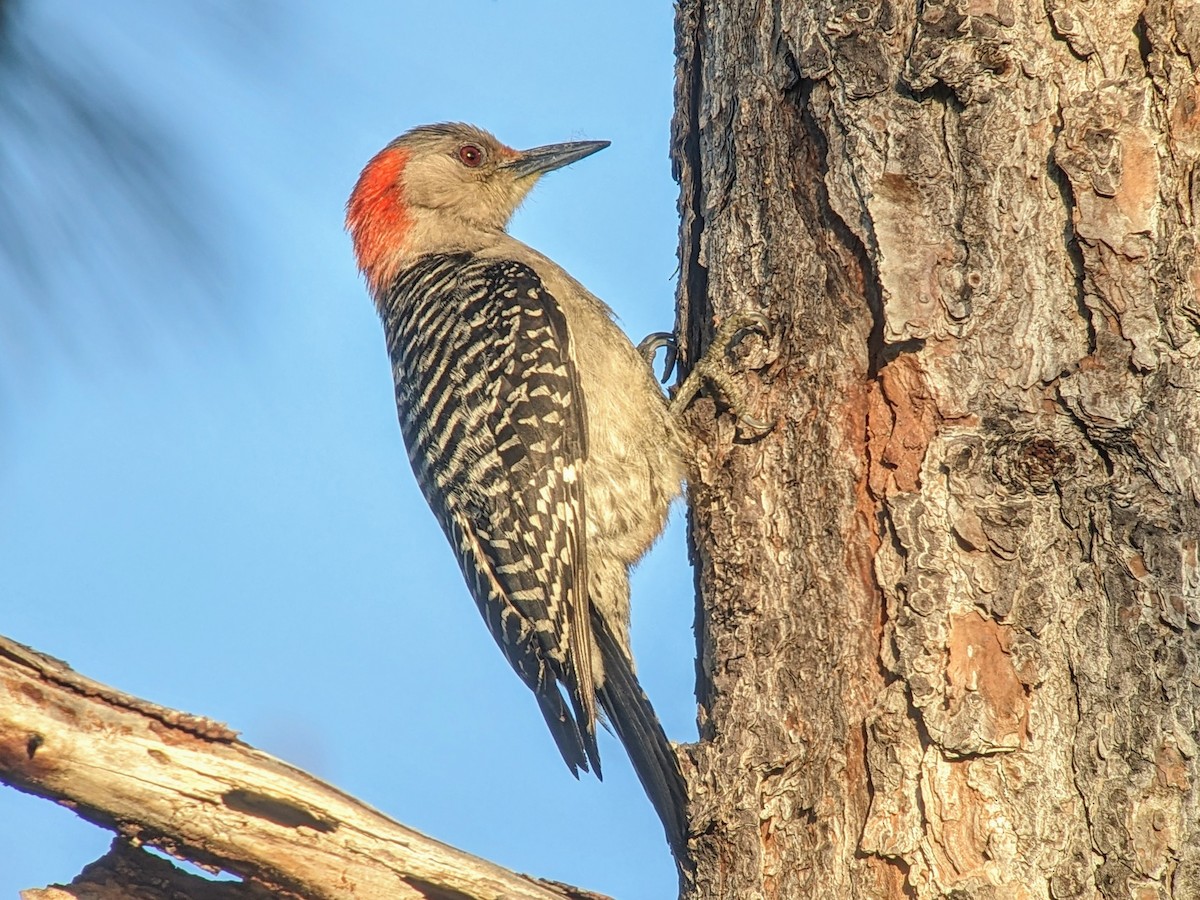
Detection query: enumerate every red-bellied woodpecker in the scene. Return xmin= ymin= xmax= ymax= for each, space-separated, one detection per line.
xmin=346 ymin=123 xmax=764 ymax=857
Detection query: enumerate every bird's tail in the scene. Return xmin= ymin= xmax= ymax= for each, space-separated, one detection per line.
xmin=534 ymin=686 xmax=601 ymax=778
xmin=592 ymin=613 xmax=689 ymax=858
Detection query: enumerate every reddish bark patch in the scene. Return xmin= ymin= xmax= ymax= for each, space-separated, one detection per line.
xmin=1169 ymin=84 xmax=1200 ymax=149
xmin=841 ymin=378 xmax=886 ymax=678
xmin=861 ymin=856 xmax=914 ymax=900
xmin=927 ymin=758 xmax=990 ymax=879
xmin=1127 ymin=553 xmax=1149 ymax=579
xmin=841 ymin=381 xmax=889 ymax=866
xmin=946 ymin=612 xmax=1028 ymax=748
xmin=1156 ymin=740 xmax=1190 ymax=792
xmin=867 ymin=355 xmax=938 ymax=497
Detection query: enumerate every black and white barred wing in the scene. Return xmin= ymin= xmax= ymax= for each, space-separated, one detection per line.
xmin=380 ymin=253 xmax=599 ymax=775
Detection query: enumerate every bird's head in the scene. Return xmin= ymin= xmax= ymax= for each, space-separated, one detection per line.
xmin=346 ymin=122 xmax=609 ymax=294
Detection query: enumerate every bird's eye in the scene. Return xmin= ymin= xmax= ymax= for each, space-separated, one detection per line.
xmin=458 ymin=144 xmax=485 ymax=168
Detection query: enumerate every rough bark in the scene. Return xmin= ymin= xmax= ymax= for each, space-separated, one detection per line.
xmin=672 ymin=0 xmax=1200 ymax=898
xmin=0 ymin=637 xmax=608 ymax=900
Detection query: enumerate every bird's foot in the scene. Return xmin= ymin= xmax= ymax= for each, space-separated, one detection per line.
xmin=670 ymin=312 xmax=771 ymax=436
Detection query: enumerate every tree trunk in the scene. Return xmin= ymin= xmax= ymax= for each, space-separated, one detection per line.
xmin=672 ymin=1 xmax=1200 ymax=897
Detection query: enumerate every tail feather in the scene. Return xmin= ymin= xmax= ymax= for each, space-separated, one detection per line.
xmin=592 ymin=615 xmax=689 ymax=857
xmin=534 ymin=687 xmax=601 ymax=778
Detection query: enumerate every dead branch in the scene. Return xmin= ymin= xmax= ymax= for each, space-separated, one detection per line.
xmin=0 ymin=635 xmax=609 ymax=900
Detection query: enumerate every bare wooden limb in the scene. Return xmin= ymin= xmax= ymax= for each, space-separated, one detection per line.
xmin=0 ymin=635 xmax=609 ymax=900
xmin=20 ymin=839 xmax=278 ymax=900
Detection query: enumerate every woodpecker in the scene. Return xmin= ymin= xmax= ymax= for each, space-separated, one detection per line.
xmin=347 ymin=122 xmax=692 ymax=854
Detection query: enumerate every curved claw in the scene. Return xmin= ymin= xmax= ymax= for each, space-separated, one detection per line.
xmin=734 ymin=409 xmax=772 ymax=437
xmin=719 ymin=312 xmax=771 ymax=358
xmin=637 ymin=331 xmax=679 ymax=384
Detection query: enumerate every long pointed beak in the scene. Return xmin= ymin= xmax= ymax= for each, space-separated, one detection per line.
xmin=502 ymin=139 xmax=610 ymax=178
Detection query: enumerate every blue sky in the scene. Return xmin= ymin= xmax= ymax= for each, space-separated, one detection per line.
xmin=0 ymin=3 xmax=694 ymax=897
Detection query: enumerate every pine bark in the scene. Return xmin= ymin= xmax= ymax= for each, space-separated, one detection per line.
xmin=672 ymin=1 xmax=1200 ymax=897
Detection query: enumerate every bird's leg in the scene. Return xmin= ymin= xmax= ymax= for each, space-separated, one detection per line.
xmin=668 ymin=312 xmax=771 ymax=435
